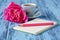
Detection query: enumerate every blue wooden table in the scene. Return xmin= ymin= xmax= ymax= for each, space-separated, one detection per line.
xmin=0 ymin=0 xmax=60 ymax=40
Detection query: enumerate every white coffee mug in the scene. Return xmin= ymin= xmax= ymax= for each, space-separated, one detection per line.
xmin=22 ymin=3 xmax=37 ymax=17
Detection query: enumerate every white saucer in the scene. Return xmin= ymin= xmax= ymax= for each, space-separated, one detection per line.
xmin=28 ymin=10 xmax=42 ymax=18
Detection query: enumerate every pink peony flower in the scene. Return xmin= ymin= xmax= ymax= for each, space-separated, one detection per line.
xmin=4 ymin=2 xmax=28 ymax=23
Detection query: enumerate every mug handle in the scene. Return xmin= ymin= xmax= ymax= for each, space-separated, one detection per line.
xmin=33 ymin=6 xmax=39 ymax=14
xmin=32 ymin=6 xmax=42 ymax=18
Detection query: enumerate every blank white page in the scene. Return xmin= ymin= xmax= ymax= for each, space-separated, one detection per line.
xmin=13 ymin=18 xmax=57 ymax=35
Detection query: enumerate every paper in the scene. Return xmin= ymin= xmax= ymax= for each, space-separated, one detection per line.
xmin=13 ymin=18 xmax=57 ymax=35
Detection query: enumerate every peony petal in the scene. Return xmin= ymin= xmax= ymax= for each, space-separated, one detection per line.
xmin=4 ymin=2 xmax=28 ymax=23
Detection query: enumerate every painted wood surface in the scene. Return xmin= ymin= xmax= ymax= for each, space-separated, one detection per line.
xmin=0 ymin=0 xmax=60 ymax=40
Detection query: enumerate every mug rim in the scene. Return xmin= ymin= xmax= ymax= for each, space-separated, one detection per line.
xmin=22 ymin=3 xmax=36 ymax=7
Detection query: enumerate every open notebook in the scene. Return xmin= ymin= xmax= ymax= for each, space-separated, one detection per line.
xmin=13 ymin=18 xmax=57 ymax=35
